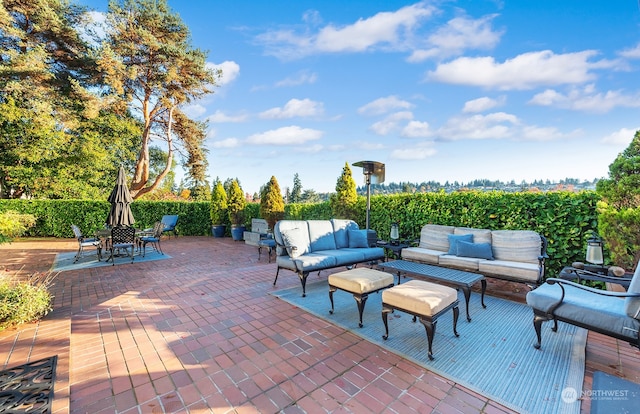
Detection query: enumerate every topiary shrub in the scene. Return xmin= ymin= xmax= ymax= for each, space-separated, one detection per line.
xmin=260 ymin=176 xmax=285 ymax=230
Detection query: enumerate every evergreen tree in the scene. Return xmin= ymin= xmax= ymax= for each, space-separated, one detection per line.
xmin=330 ymin=162 xmax=358 ymax=219
xmin=226 ymin=179 xmax=246 ymax=225
xmin=290 ymin=173 xmax=302 ymax=203
xmin=99 ymin=0 xmax=220 ymax=199
xmin=260 ymin=176 xmax=285 ymax=230
xmin=596 ymin=130 xmax=640 ymax=269
xmin=210 ymin=179 xmax=228 ymax=225
xmin=301 ymin=189 xmax=321 ymax=204
xmin=0 ymin=0 xmax=139 ymax=198
xmin=596 ymin=130 xmax=640 ymax=209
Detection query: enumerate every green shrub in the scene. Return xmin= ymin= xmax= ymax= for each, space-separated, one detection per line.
xmin=0 ymin=210 xmax=36 ymax=244
xmin=0 ymin=271 xmax=54 ymax=331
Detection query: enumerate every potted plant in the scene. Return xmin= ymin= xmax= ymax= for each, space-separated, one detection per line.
xmin=227 ymin=178 xmax=247 ymax=241
xmin=260 ymin=176 xmax=285 ymax=232
xmin=210 ymin=179 xmax=227 ymax=237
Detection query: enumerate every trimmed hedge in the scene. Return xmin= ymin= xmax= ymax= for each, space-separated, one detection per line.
xmin=0 ymin=190 xmax=599 ymax=278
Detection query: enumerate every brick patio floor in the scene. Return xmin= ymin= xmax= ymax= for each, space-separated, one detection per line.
xmin=1 ymin=236 xmax=638 ymax=413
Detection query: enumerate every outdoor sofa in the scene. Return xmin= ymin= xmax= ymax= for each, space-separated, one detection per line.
xmin=401 ymin=224 xmax=548 ymax=287
xmin=272 ymin=219 xmax=385 ymax=296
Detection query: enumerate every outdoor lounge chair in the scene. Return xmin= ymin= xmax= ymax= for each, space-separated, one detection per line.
xmin=161 ymin=215 xmax=179 ymax=238
xmin=107 ymin=225 xmax=135 ymax=265
xmin=526 ymin=262 xmax=640 ymax=349
xmin=71 ymin=224 xmax=102 ymax=263
xmin=138 ymin=221 xmax=164 ymax=257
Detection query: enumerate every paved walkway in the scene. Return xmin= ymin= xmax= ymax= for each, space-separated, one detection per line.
xmin=1 ymin=237 xmax=638 ymax=413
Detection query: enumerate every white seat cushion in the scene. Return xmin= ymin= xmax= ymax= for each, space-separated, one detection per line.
xmin=329 ymin=268 xmax=394 ymax=294
xmin=401 ymin=247 xmax=443 ymax=264
xmin=382 ymin=280 xmax=457 ymax=316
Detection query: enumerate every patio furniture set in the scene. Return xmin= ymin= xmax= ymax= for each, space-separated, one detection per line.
xmin=71 ymin=215 xmax=177 ymax=265
xmin=272 ymin=220 xmax=640 ymax=359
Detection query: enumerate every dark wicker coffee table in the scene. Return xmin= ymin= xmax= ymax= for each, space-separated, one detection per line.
xmin=378 ymin=260 xmax=486 ymax=322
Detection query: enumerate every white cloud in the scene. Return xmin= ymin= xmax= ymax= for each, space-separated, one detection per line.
xmin=463 ymin=96 xmax=504 ymax=113
xmin=315 ymin=3 xmax=434 ymax=52
xmin=619 ymin=43 xmax=640 ymax=59
xmin=246 ymin=126 xmax=323 ymax=145
xmin=427 ymin=50 xmax=606 ymax=90
xmin=182 ymin=104 xmax=207 ymax=118
xmin=602 ymin=128 xmax=639 ymax=145
xmin=358 ymin=96 xmax=413 ymax=116
xmin=207 ymin=110 xmax=248 ymax=123
xmin=369 ymin=111 xmax=414 ymax=135
xmin=438 ymin=112 xmax=518 ymax=140
xmin=295 ymin=144 xmax=325 ymax=153
xmin=356 ymin=141 xmax=385 ymax=150
xmin=529 ymin=85 xmax=640 ymax=113
xmin=207 ymin=61 xmax=240 ymax=86
xmin=275 ymin=71 xmax=318 ymax=87
xmin=212 ymin=138 xmax=240 ymax=148
xmin=402 ymin=120 xmax=431 ymax=138
xmin=390 ymin=145 xmax=437 ymax=160
xmin=519 ymin=126 xmax=564 ymax=141
xmin=256 ymin=2 xmax=435 ymax=59
xmin=408 ymin=14 xmax=502 ymax=62
xmin=259 ymin=98 xmax=324 ymax=119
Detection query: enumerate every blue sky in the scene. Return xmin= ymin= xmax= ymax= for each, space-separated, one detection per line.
xmin=81 ymin=0 xmax=640 ymax=194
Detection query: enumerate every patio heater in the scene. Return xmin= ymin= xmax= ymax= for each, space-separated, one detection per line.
xmin=352 ymin=161 xmax=385 ymax=231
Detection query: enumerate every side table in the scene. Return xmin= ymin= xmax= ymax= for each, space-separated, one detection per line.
xmin=377 ymin=240 xmax=409 ymax=261
xmin=558 ymin=266 xmax=632 ymax=289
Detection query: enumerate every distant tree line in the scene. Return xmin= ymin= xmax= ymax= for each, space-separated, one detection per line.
xmin=357 ymin=177 xmax=599 ymax=195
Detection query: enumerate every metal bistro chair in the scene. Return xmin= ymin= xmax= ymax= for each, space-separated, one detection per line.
xmin=138 ymin=221 xmax=164 ymax=257
xmin=160 ymin=215 xmax=179 ymax=238
xmin=71 ymin=224 xmax=102 ymax=263
xmin=107 ymin=225 xmax=135 ymax=265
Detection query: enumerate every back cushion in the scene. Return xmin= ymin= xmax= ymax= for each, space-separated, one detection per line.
xmin=332 ymin=219 xmax=359 ymax=248
xmin=419 ymin=224 xmax=454 ymax=251
xmin=308 ymin=220 xmax=337 ymax=252
xmin=274 ymin=220 xmax=310 ymax=256
xmin=454 ymin=227 xmax=492 ymax=245
xmin=491 ymin=230 xmax=541 ymax=264
xmin=624 ymin=263 xmax=640 ymax=320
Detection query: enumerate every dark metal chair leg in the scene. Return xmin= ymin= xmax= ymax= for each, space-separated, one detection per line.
xmin=329 ymin=286 xmax=337 ymax=314
xmin=420 ymin=318 xmax=436 ymax=360
xmin=355 ymin=293 xmax=368 ymax=328
xmin=382 ymin=305 xmax=392 ymax=340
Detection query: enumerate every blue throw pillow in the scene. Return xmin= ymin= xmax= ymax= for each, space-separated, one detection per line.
xmin=447 ymin=234 xmax=473 ymax=255
xmin=348 ymin=229 xmax=369 ymax=248
xmin=457 ymin=241 xmax=494 ymax=260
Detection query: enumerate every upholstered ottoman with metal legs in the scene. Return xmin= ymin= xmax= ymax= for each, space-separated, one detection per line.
xmin=329 ymin=268 xmax=395 ymax=328
xmin=382 ymin=280 xmax=460 ymax=360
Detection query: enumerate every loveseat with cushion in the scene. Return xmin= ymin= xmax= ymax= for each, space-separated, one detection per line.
xmin=526 ymin=263 xmax=640 ymax=349
xmin=401 ymin=224 xmax=548 ymax=287
xmin=273 ymin=219 xmax=385 ymax=296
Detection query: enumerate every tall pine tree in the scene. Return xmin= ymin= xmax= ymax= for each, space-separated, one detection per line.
xmin=330 ymin=162 xmax=358 ymax=219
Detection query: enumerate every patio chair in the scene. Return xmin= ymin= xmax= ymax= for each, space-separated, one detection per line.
xmin=161 ymin=215 xmax=179 ymax=238
xmin=526 ymin=262 xmax=640 ymax=349
xmin=107 ymin=225 xmax=135 ymax=265
xmin=71 ymin=224 xmax=102 ymax=263
xmin=138 ymin=221 xmax=164 ymax=257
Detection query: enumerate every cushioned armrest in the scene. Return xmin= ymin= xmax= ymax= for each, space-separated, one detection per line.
xmin=546 ymin=278 xmax=640 ymax=298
